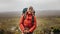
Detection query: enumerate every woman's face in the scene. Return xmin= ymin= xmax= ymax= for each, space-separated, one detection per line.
xmin=26 ymin=10 xmax=32 ymax=16
xmin=28 ymin=11 xmax=31 ymax=13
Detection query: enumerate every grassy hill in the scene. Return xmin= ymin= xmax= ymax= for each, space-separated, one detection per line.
xmin=0 ymin=10 xmax=60 ymax=34
xmin=0 ymin=17 xmax=60 ymax=34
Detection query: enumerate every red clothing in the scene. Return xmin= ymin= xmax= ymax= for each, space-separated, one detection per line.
xmin=19 ymin=12 xmax=36 ymax=32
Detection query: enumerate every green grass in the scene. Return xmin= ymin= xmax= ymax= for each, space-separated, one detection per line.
xmin=0 ymin=17 xmax=60 ymax=34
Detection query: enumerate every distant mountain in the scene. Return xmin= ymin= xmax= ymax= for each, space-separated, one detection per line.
xmin=0 ymin=10 xmax=60 ymax=17
xmin=0 ymin=11 xmax=21 ymax=17
xmin=36 ymin=10 xmax=60 ymax=17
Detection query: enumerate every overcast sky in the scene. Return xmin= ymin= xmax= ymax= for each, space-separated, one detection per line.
xmin=0 ymin=0 xmax=60 ymax=12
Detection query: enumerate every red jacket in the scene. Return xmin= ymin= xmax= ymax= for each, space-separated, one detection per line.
xmin=19 ymin=12 xmax=36 ymax=33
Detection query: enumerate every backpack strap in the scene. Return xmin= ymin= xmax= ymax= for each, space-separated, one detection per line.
xmin=32 ymin=15 xmax=34 ymax=25
xmin=23 ymin=14 xmax=26 ymax=20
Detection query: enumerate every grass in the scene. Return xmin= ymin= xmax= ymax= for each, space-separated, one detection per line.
xmin=0 ymin=17 xmax=60 ymax=34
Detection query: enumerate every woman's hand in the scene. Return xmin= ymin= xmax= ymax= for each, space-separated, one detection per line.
xmin=24 ymin=30 xmax=29 ymax=33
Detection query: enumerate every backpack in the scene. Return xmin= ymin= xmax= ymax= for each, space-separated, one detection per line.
xmin=23 ymin=14 xmax=34 ymax=25
xmin=23 ymin=8 xmax=28 ymax=14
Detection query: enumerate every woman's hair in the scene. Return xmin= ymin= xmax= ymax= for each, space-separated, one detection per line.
xmin=29 ymin=6 xmax=33 ymax=10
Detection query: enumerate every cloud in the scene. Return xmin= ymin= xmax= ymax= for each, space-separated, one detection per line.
xmin=40 ymin=0 xmax=60 ymax=10
xmin=0 ymin=0 xmax=18 ymax=12
xmin=17 ymin=0 xmax=60 ymax=11
xmin=0 ymin=0 xmax=60 ymax=12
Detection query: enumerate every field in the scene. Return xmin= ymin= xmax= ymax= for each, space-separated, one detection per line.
xmin=0 ymin=17 xmax=60 ymax=34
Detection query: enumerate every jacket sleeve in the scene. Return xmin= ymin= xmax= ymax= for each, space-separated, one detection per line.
xmin=29 ymin=16 xmax=37 ymax=32
xmin=19 ymin=15 xmax=24 ymax=32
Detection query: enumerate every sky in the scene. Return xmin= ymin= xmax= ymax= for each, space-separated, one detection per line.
xmin=0 ymin=0 xmax=60 ymax=12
